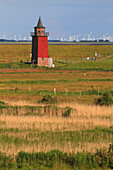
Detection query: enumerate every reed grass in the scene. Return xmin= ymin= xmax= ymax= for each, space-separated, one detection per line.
xmin=0 ymin=103 xmax=113 ymax=156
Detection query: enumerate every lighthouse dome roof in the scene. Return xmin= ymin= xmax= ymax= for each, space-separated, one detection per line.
xmin=36 ymin=16 xmax=45 ymax=28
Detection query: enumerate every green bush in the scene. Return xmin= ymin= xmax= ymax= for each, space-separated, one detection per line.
xmin=62 ymin=107 xmax=72 ymax=117
xmin=0 ymin=152 xmax=16 ymax=169
xmin=41 ymin=95 xmax=57 ymax=104
xmin=16 ymin=144 xmax=113 ymax=169
xmin=0 ymin=101 xmax=6 ymax=106
xmin=95 ymin=91 xmax=113 ymax=106
xmin=0 ymin=144 xmax=113 ymax=169
xmin=0 ymin=101 xmax=7 ymax=109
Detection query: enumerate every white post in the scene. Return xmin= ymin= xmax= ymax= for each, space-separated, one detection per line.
xmin=29 ymin=87 xmax=30 ymax=92
xmin=65 ymin=88 xmax=68 ymax=95
xmin=54 ymin=88 xmax=56 ymax=95
xmin=98 ymin=88 xmax=99 ymax=96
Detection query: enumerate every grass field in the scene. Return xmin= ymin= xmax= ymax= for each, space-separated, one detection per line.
xmin=0 ymin=44 xmax=113 ymax=73
xmin=0 ymin=44 xmax=113 ymax=169
xmin=0 ymin=44 xmax=113 ymax=62
xmin=0 ymin=69 xmax=113 ymax=104
xmin=0 ymin=103 xmax=113 ymax=156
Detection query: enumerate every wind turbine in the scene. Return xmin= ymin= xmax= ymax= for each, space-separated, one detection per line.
xmin=88 ymin=32 xmax=92 ymax=41
xmin=73 ymin=35 xmax=76 ymax=41
xmin=19 ymin=34 xmax=21 ymax=41
xmin=76 ymin=34 xmax=81 ymax=42
xmin=64 ymin=38 xmax=67 ymax=41
xmin=103 ymin=34 xmax=108 ymax=41
xmin=61 ymin=37 xmax=63 ymax=41
xmin=82 ymin=34 xmax=86 ymax=41
xmin=3 ymin=33 xmax=6 ymax=39
xmin=24 ymin=36 xmax=27 ymax=40
xmin=69 ymin=36 xmax=73 ymax=41
xmin=106 ymin=36 xmax=113 ymax=42
xmin=28 ymin=36 xmax=32 ymax=41
xmin=92 ymin=36 xmax=96 ymax=41
xmin=14 ymin=34 xmax=17 ymax=41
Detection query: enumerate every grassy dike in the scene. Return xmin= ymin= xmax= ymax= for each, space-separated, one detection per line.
xmin=0 ymin=44 xmax=113 ymax=62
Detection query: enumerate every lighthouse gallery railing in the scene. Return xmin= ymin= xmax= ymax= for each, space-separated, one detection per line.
xmin=30 ymin=32 xmax=49 ymax=37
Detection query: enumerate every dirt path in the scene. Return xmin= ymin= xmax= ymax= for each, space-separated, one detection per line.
xmin=70 ymin=54 xmax=113 ymax=66
xmin=98 ymin=54 xmax=113 ymax=61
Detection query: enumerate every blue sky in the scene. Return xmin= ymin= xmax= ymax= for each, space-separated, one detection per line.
xmin=0 ymin=0 xmax=113 ymax=40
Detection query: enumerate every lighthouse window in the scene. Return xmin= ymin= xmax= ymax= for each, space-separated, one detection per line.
xmin=38 ymin=31 xmax=40 ymax=33
xmin=42 ymin=40 xmax=44 ymax=42
xmin=42 ymin=48 xmax=44 ymax=51
xmin=42 ymin=58 xmax=44 ymax=60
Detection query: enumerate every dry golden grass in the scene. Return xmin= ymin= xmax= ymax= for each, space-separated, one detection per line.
xmin=3 ymin=100 xmax=44 ymax=107
xmin=0 ymin=103 xmax=113 ymax=156
xmin=0 ymin=103 xmax=113 ymax=131
xmin=2 ymin=100 xmax=113 ymax=119
xmin=0 ymin=114 xmax=112 ymax=132
xmin=0 ymin=141 xmax=111 ymax=156
xmin=58 ymin=103 xmax=113 ymax=119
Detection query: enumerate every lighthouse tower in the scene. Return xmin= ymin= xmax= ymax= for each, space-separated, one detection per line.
xmin=31 ymin=17 xmax=49 ymax=66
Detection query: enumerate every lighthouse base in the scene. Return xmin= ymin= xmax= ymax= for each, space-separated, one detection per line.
xmin=38 ymin=58 xmax=48 ymax=67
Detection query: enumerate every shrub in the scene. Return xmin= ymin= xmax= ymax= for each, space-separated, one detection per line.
xmin=88 ymin=89 xmax=98 ymax=95
xmin=62 ymin=107 xmax=72 ymax=117
xmin=95 ymin=91 xmax=113 ymax=106
xmin=0 ymin=152 xmax=16 ymax=169
xmin=0 ymin=101 xmax=6 ymax=105
xmin=41 ymin=95 xmax=57 ymax=104
xmin=15 ymin=87 xmax=19 ymax=91
xmin=0 ymin=101 xmax=7 ymax=109
xmin=0 ymin=144 xmax=113 ymax=169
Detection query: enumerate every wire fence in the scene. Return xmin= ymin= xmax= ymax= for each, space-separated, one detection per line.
xmin=4 ymin=87 xmax=113 ymax=97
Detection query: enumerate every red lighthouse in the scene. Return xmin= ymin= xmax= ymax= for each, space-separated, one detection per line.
xmin=31 ymin=17 xmax=49 ymax=66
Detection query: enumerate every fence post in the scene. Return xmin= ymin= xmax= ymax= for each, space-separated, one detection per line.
xmin=98 ymin=88 xmax=99 ymax=96
xmin=65 ymin=88 xmax=68 ymax=95
xmin=54 ymin=88 xmax=56 ymax=95
xmin=6 ymin=87 xmax=8 ymax=93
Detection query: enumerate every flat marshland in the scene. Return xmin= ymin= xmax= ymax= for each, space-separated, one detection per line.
xmin=0 ymin=70 xmax=113 ymax=103
xmin=0 ymin=103 xmax=113 ymax=156
xmin=0 ymin=44 xmax=113 ymax=169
